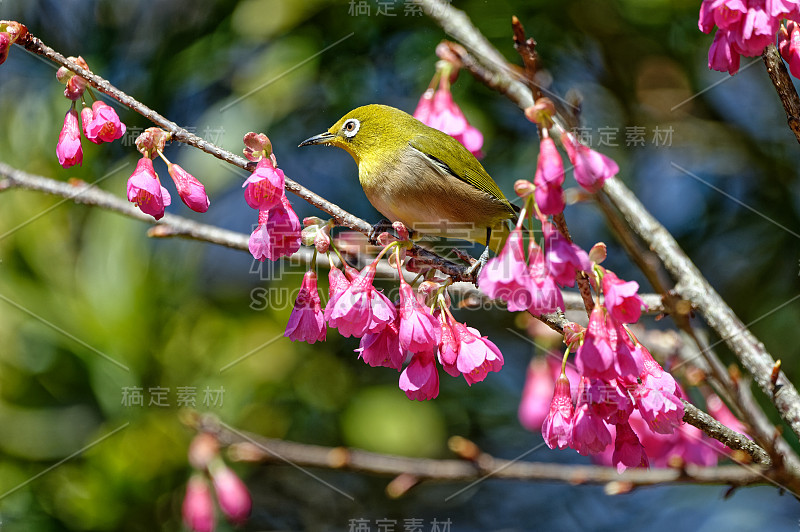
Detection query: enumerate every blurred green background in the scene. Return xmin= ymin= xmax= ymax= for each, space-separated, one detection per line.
xmin=1 ymin=0 xmax=799 ymax=530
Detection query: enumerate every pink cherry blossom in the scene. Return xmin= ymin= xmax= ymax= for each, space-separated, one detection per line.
xmin=56 ymin=106 xmax=83 ymax=168
xmin=611 ymin=421 xmax=649 ymax=472
xmin=602 ymin=271 xmax=644 ymax=324
xmin=534 ymin=136 xmax=564 ymax=186
xmin=182 ymin=475 xmax=215 ymax=532
xmin=518 ymin=357 xmax=555 ymax=431
xmin=399 ymin=350 xmax=440 ymax=401
xmin=168 ymin=163 xmax=210 ymax=213
xmin=324 ymin=266 xmax=351 ymax=323
xmin=561 ymin=133 xmax=619 ymax=193
xmin=527 ymin=242 xmax=565 ymax=314
xmin=542 ymin=373 xmax=574 ymax=450
xmin=398 ymin=280 xmax=442 ymax=352
xmin=328 ymin=259 xmax=397 ymax=338
xmin=709 ymin=28 xmax=741 ymax=74
xmin=576 ymin=307 xmax=616 ymax=379
xmin=639 ymin=345 xmax=678 ymax=395
xmin=438 ymin=317 xmax=503 ymax=385
xmin=83 ymin=100 xmax=126 ymax=144
xmin=268 ymin=195 xmax=301 ymax=258
xmin=285 ymin=270 xmax=326 ymax=344
xmin=248 ymin=196 xmax=301 ymax=262
xmin=478 ymin=227 xmax=533 ymax=311
xmin=533 ymin=182 xmax=565 ymax=217
xmin=248 ymin=209 xmax=271 ymax=261
xmin=572 ymin=402 xmax=613 ymax=456
xmin=242 ymin=158 xmax=284 ymax=211
xmin=699 ymin=0 xmax=798 ymax=75
xmin=778 ymin=20 xmax=800 ymax=78
xmin=210 ymin=466 xmax=251 ymax=524
xmin=413 ymin=84 xmax=484 ymax=157
xmin=611 ymin=323 xmax=644 ymax=378
xmin=127 ymin=157 xmax=171 ymax=220
xmin=542 ymin=222 xmax=591 ymax=287
xmin=357 ymin=316 xmax=405 ymax=370
xmin=533 ymin=136 xmax=565 ymax=215
xmin=582 ymin=377 xmax=633 ymax=424
xmin=634 ymin=383 xmax=684 ymax=435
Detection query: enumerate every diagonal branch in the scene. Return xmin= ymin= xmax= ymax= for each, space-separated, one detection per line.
xmin=14 ymin=29 xmax=473 ymax=282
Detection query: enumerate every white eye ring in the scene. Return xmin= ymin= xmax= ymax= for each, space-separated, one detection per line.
xmin=342 ymin=118 xmax=360 ymax=138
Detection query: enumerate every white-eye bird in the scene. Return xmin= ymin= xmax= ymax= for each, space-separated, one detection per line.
xmin=299 ymin=104 xmax=517 ymax=264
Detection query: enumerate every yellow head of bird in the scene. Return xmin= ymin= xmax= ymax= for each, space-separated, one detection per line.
xmin=298 ymin=104 xmax=414 ymax=166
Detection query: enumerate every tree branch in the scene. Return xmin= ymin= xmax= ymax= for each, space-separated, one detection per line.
xmin=14 ymin=29 xmax=476 ymax=282
xmin=762 ymin=43 xmax=800 ymax=144
xmin=0 ymin=162 xmax=612 ymax=335
xmin=190 ymin=413 xmax=772 ymax=491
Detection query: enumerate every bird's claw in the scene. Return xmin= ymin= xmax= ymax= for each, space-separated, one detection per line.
xmin=369 ymin=219 xmax=416 ymax=245
xmin=368 ymin=219 xmax=394 ymax=245
xmin=463 ymin=245 xmax=491 ymax=282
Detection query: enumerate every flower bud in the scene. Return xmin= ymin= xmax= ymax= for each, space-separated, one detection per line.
xmin=392 ymin=221 xmax=410 ymax=241
xmin=56 ymin=106 xmax=82 ymax=169
xmin=0 ymin=20 xmax=27 ymax=43
xmin=303 ymin=216 xmax=325 ymax=227
xmin=314 ymin=227 xmax=331 ymax=254
xmin=135 ymin=127 xmax=170 ymax=159
xmin=562 ymin=322 xmax=584 ymax=351
xmin=524 ymin=97 xmax=555 ymax=126
xmin=183 ymin=474 xmax=215 ymax=532
xmin=243 ymin=131 xmax=276 ymax=163
xmin=589 ymin=242 xmax=607 ymax=264
xmin=210 ymin=464 xmax=252 ymax=524
xmin=168 ymin=163 xmax=210 ymax=213
xmin=60 ymin=56 xmax=89 ymax=100
xmin=301 ymin=225 xmax=318 ymax=247
xmin=188 ymin=432 xmax=219 ymax=471
xmin=514 ymin=179 xmax=534 ymax=198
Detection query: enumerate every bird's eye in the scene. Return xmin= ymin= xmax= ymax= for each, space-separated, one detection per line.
xmin=342 ymin=118 xmax=360 ymax=138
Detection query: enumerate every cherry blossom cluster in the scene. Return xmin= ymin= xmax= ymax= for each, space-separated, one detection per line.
xmin=283 ymin=231 xmax=504 ymax=401
xmin=242 ymin=133 xmax=302 ymax=262
xmin=183 ymin=433 xmax=252 ymax=532
xmin=698 ymin=0 xmax=800 ymax=75
xmin=53 ymin=56 xmax=127 ymax=169
xmin=41 ymin=49 xmax=210 ymax=220
xmin=127 ymin=128 xmax=210 ymax=219
xmin=413 ymin=55 xmax=484 ymax=158
xmin=519 ymin=350 xmax=747 ymax=470
xmin=523 ymin=99 xmax=620 ymax=217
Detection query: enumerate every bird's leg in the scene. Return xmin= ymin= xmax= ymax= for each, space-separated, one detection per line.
xmin=464 ymin=227 xmax=493 ymax=280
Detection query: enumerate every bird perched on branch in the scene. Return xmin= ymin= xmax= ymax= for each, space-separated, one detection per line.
xmin=299 ymin=104 xmax=517 ymax=269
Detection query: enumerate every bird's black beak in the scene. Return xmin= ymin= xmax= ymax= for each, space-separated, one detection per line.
xmin=298 ymin=131 xmax=335 ymax=147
